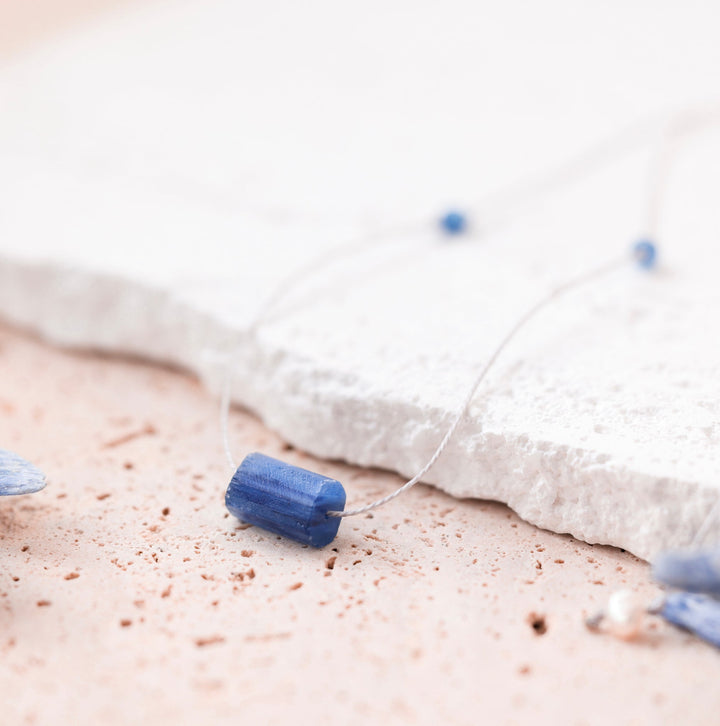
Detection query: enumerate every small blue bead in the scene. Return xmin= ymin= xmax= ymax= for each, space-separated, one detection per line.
xmin=440 ymin=211 xmax=467 ymax=235
xmin=226 ymin=453 xmax=346 ymax=548
xmin=660 ymin=592 xmax=720 ymax=649
xmin=633 ymin=239 xmax=657 ymax=269
xmin=653 ymin=548 xmax=720 ymax=595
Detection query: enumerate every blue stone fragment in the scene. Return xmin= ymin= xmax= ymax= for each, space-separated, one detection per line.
xmin=0 ymin=449 xmax=47 ymax=496
xmin=633 ymin=239 xmax=657 ymax=269
xmin=652 ymin=549 xmax=720 ymax=596
xmin=225 ymin=453 xmax=346 ymax=548
xmin=660 ymin=592 xmax=720 ymax=649
xmin=439 ymin=210 xmax=467 ymax=235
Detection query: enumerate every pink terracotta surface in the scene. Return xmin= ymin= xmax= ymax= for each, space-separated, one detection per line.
xmin=1 ymin=324 xmax=720 ymax=725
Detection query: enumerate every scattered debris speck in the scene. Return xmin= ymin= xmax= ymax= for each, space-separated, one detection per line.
xmin=527 ymin=612 xmax=547 ymax=636
xmin=195 ymin=635 xmax=225 ymax=647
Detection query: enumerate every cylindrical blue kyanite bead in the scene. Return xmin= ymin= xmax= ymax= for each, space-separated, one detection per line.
xmin=226 ymin=453 xmax=346 ymax=547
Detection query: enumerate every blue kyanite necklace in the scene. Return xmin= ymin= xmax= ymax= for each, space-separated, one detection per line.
xmin=218 ymin=109 xmax=692 ymax=547
xmin=219 ymin=103 xmax=720 ymax=651
xmin=223 ymin=236 xmax=658 ymax=547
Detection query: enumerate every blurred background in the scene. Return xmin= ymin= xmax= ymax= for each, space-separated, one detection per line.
xmin=0 ymin=0 xmax=136 ymax=58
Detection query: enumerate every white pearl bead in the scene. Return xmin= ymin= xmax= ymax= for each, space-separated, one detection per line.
xmin=606 ymin=589 xmax=645 ymax=640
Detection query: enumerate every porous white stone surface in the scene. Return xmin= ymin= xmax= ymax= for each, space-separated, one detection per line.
xmin=1 ymin=0 xmax=720 ymax=559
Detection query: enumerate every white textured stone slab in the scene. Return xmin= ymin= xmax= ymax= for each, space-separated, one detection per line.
xmin=1 ymin=0 xmax=720 ymax=559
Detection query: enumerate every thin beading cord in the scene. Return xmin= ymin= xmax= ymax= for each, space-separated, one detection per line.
xmin=220 ymin=371 xmax=237 ymax=470
xmin=350 ymin=104 xmax=720 ymax=530
xmin=690 ymin=498 xmax=720 ymax=550
xmin=257 ymin=114 xmax=665 ymax=329
xmin=221 ymin=113 xmax=669 ymax=471
xmin=329 ymin=255 xmax=628 ymax=517
xmin=250 ymin=220 xmax=428 ymax=332
xmin=472 ymin=115 xmax=660 ymax=230
xmin=645 ymin=103 xmax=720 ymax=240
xmin=645 ymin=102 xmax=720 ymax=549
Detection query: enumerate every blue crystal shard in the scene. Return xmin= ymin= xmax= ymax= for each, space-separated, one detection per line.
xmin=660 ymin=592 xmax=720 ymax=649
xmin=225 ymin=453 xmax=346 ymax=547
xmin=0 ymin=449 xmax=47 ymax=496
xmin=652 ymin=549 xmax=720 ymax=596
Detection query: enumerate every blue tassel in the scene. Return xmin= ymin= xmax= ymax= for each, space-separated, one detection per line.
xmin=225 ymin=453 xmax=346 ymax=547
xmin=659 ymin=592 xmax=720 ymax=649
xmin=653 ymin=549 xmax=720 ymax=596
xmin=0 ymin=449 xmax=46 ymax=496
